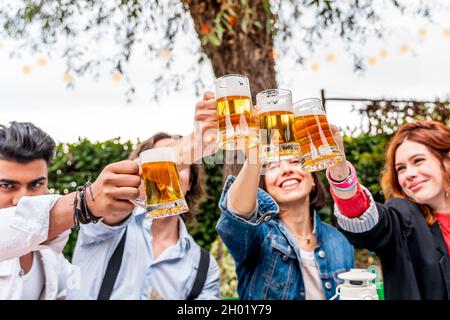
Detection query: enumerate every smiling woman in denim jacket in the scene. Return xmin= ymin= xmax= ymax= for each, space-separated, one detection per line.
xmin=216 ymin=135 xmax=354 ymax=300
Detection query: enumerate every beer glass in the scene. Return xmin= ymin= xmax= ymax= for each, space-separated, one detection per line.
xmin=215 ymin=74 xmax=258 ymax=150
xmin=138 ymin=147 xmax=189 ymax=219
xmin=256 ymin=89 xmax=300 ymax=163
xmin=293 ymin=98 xmax=344 ymax=172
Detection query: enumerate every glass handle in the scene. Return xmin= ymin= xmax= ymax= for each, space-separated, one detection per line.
xmin=129 ymin=198 xmax=146 ymax=209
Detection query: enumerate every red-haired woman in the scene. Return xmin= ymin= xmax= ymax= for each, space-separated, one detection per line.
xmin=328 ymin=121 xmax=450 ymax=300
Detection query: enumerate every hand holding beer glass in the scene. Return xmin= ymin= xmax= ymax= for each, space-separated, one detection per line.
xmin=215 ymin=74 xmax=258 ymax=150
xmin=256 ymin=89 xmax=300 ymax=163
xmin=132 ymin=147 xmax=189 ymax=219
xmin=293 ymin=98 xmax=344 ymax=172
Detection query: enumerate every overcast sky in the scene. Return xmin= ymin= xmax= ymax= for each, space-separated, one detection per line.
xmin=1 ymin=1 xmax=449 ymax=143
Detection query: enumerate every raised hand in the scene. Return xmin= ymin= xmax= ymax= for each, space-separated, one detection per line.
xmin=87 ymin=160 xmax=141 ymax=225
xmin=194 ymin=91 xmax=218 ymax=156
xmin=330 ymin=124 xmax=346 ymax=157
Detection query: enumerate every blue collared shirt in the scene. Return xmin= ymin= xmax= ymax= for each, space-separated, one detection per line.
xmin=67 ymin=208 xmax=220 ymax=300
xmin=216 ymin=175 xmax=355 ymax=300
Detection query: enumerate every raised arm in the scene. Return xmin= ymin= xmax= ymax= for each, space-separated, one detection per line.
xmin=48 ymin=160 xmax=141 ymax=239
xmin=327 ymin=125 xmax=358 ymax=200
xmin=326 ymin=126 xmax=410 ymax=254
xmin=227 ymin=149 xmax=262 ymax=218
xmin=174 ymin=91 xmax=218 ymax=171
xmin=0 ymin=160 xmax=141 ymax=261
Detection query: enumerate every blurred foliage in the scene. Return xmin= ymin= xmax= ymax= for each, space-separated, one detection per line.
xmin=188 ymin=161 xmax=223 ymax=250
xmin=358 ymin=100 xmax=450 ymax=136
xmin=355 ymin=248 xmax=381 ymax=269
xmin=48 ymin=138 xmax=134 ymax=194
xmin=210 ymin=236 xmax=239 ymax=299
xmin=48 ymin=138 xmax=134 ymax=260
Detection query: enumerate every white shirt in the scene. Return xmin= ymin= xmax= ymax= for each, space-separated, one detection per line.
xmin=0 ymin=195 xmax=79 ymax=300
xmin=20 ymin=252 xmax=45 ymax=300
xmin=300 ymin=249 xmax=326 ymax=300
xmin=67 ymin=208 xmax=220 ymax=300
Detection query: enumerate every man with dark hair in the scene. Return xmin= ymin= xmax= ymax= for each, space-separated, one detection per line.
xmin=0 ymin=121 xmax=149 ymax=299
xmin=0 ymin=121 xmax=75 ymax=299
xmin=0 ymin=121 xmax=56 ymax=208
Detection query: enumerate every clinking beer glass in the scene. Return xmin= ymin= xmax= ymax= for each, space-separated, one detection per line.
xmin=215 ymin=74 xmax=258 ymax=150
xmin=293 ymin=98 xmax=344 ymax=172
xmin=256 ymin=89 xmax=300 ymax=163
xmin=132 ymin=147 xmax=189 ymax=219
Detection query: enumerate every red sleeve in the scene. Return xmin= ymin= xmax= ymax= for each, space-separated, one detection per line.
xmin=330 ymin=183 xmax=371 ymax=218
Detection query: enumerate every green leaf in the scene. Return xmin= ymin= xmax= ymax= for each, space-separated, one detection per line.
xmin=208 ymin=33 xmax=221 ymax=46
xmin=253 ymin=20 xmax=262 ymax=29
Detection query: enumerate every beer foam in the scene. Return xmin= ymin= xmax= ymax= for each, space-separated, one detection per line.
xmin=293 ymin=99 xmax=326 ymax=116
xmin=215 ymin=75 xmax=251 ymax=99
xmin=256 ymin=89 xmax=293 ymax=114
xmin=140 ymin=147 xmax=176 ymax=164
xmin=256 ymin=104 xmax=293 ymax=114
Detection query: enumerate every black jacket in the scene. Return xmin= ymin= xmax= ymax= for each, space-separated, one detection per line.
xmin=341 ymin=198 xmax=450 ymax=300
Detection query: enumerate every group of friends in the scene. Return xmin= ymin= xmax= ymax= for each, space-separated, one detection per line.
xmin=0 ymin=92 xmax=449 ymax=300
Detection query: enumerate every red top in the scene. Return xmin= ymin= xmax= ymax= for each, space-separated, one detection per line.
xmin=435 ymin=212 xmax=450 ymax=257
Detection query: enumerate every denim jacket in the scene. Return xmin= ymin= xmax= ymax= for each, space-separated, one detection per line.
xmin=216 ymin=176 xmax=355 ymax=300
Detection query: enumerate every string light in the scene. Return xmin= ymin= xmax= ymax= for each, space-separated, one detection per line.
xmin=37 ymin=56 xmax=47 ymax=66
xmin=22 ymin=65 xmax=31 ymax=74
xmin=379 ymin=49 xmax=388 ymax=59
xmin=417 ymin=27 xmax=428 ymax=38
xmin=325 ymin=52 xmax=336 ymax=62
xmin=443 ymin=28 xmax=450 ymax=37
xmin=63 ymin=73 xmax=73 ymax=82
xmin=311 ymin=63 xmax=319 ymax=72
xmin=368 ymin=56 xmax=377 ymax=65
xmin=399 ymin=44 xmax=409 ymax=54
xmin=160 ymin=49 xmax=171 ymax=60
xmin=112 ymin=70 xmax=122 ymax=82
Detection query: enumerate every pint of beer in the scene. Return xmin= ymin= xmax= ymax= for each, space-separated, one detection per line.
xmin=293 ymin=98 xmax=344 ymax=172
xmin=256 ymin=89 xmax=300 ymax=163
xmin=215 ymin=74 xmax=258 ymax=150
xmin=140 ymin=147 xmax=189 ymax=218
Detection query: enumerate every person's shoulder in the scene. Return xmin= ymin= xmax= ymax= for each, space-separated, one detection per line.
xmin=186 ymin=238 xmax=219 ymax=271
xmin=383 ymin=197 xmax=422 ymax=213
xmin=378 ymin=198 xmax=425 ymax=231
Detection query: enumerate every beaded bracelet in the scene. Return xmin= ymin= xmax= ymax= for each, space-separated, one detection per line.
xmin=72 ymin=182 xmax=100 ymax=230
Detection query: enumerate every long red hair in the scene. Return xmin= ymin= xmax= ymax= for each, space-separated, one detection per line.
xmin=381 ymin=121 xmax=450 ymax=225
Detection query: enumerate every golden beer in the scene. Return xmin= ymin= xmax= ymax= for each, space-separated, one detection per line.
xmin=293 ymin=99 xmax=344 ymax=172
xmin=215 ymin=75 xmax=258 ymax=150
xmin=256 ymin=89 xmax=300 ymax=163
xmin=140 ymin=148 xmax=188 ymax=218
